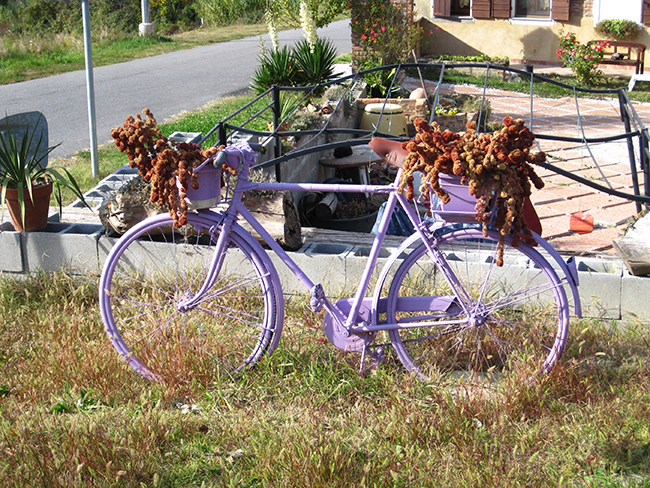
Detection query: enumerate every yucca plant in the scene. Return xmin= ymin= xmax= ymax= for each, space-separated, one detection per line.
xmin=0 ymin=114 xmax=87 ymax=231
xmin=293 ymin=37 xmax=338 ymax=88
xmin=251 ymin=45 xmax=297 ymax=95
xmin=251 ymin=37 xmax=338 ymax=94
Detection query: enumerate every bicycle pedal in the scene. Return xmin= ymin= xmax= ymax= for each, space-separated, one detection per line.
xmin=309 ymin=283 xmax=325 ymax=312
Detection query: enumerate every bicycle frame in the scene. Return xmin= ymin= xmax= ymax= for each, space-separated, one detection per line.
xmin=179 ymin=142 xmax=581 ymax=343
xmin=99 ymin=140 xmax=583 ymax=381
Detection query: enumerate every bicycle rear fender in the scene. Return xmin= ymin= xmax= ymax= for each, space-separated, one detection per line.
xmin=529 ymin=231 xmax=582 ymax=318
xmin=371 ymin=226 xmax=582 ymax=320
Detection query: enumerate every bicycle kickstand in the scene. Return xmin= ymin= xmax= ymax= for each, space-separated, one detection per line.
xmin=359 ymin=343 xmax=386 ymax=375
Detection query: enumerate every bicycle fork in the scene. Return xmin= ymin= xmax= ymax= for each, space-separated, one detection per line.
xmin=175 ymin=213 xmax=235 ymax=312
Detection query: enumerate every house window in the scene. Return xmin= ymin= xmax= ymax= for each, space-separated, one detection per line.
xmin=593 ymin=0 xmax=642 ymax=24
xmin=451 ymin=0 xmax=471 ymax=16
xmin=515 ymin=0 xmax=551 ymax=18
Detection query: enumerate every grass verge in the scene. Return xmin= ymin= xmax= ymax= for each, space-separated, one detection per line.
xmin=0 ymin=24 xmax=269 ymax=86
xmin=1 ymin=270 xmax=650 ymax=486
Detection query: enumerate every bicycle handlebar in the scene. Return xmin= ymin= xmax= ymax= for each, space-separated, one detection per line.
xmin=212 ymin=142 xmax=257 ymax=171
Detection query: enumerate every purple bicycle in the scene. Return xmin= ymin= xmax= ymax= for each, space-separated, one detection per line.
xmin=99 ymin=139 xmax=581 ymax=383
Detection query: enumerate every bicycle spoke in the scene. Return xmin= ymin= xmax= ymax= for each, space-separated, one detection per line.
xmin=387 ymin=228 xmax=569 ymax=378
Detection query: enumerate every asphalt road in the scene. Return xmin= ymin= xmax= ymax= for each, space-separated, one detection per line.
xmin=0 ymin=20 xmax=351 ymax=160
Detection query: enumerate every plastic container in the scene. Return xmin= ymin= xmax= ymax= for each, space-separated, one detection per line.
xmin=570 ymin=211 xmax=594 ymax=234
xmin=360 ymin=103 xmax=408 ymax=137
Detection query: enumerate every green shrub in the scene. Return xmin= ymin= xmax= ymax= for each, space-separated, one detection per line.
xmin=351 ymin=0 xmax=427 ymax=64
xmin=92 ymin=0 xmax=141 ymax=35
xmin=19 ymin=0 xmax=80 ymax=35
xmin=360 ymin=55 xmax=401 ymax=98
xmin=9 ymin=0 xmax=140 ymax=36
xmin=557 ymin=32 xmax=607 ymax=87
xmin=431 ymin=54 xmax=510 ymax=66
xmin=293 ymin=37 xmax=337 ymax=87
xmin=595 ymin=19 xmax=642 ymax=40
xmin=151 ymin=0 xmax=199 ymax=33
xmin=194 ymin=0 xmax=268 ymax=25
xmin=251 ymin=37 xmax=337 ymax=94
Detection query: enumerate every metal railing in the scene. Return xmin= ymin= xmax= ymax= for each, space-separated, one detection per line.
xmin=200 ymin=62 xmax=650 ymax=209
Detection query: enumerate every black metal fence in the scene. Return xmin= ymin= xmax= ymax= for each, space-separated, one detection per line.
xmin=199 ymin=63 xmax=650 ymax=209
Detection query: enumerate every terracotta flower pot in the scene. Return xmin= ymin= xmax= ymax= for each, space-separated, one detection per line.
xmin=4 ymin=181 xmax=53 ymax=232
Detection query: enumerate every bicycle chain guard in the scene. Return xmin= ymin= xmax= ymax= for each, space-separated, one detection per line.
xmin=323 ymin=298 xmax=376 ymax=353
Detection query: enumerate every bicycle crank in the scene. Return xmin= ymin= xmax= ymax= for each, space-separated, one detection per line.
xmin=323 ymin=298 xmax=377 ymax=353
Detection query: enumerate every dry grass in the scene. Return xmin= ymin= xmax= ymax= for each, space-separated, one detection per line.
xmin=2 ymin=271 xmax=650 ymax=486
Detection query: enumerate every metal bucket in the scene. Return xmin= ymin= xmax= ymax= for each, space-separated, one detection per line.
xmin=178 ymin=160 xmax=222 ymax=210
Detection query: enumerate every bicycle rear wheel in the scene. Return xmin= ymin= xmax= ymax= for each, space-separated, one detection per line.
xmin=386 ymin=227 xmax=569 ymax=380
xmin=99 ymin=212 xmax=283 ymax=383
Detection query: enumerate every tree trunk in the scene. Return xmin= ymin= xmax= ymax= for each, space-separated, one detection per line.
xmin=242 ymin=191 xmax=302 ymax=251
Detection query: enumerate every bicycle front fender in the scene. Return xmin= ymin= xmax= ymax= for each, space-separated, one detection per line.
xmin=530 ymin=231 xmax=582 ymax=318
xmin=197 ymin=209 xmax=287 ymax=354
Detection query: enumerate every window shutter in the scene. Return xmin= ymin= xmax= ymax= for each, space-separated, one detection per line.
xmin=492 ymin=0 xmax=510 ymax=18
xmin=472 ymin=0 xmax=491 ymax=18
xmin=434 ymin=0 xmax=451 ymax=16
xmin=644 ymin=0 xmax=650 ymax=25
xmin=551 ymin=0 xmax=570 ymax=21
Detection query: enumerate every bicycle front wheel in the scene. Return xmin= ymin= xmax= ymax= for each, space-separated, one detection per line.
xmin=99 ymin=212 xmax=283 ymax=383
xmin=386 ymin=227 xmax=570 ymax=380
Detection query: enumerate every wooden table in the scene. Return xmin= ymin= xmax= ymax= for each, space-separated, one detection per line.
xmin=319 ymin=144 xmax=384 ymax=185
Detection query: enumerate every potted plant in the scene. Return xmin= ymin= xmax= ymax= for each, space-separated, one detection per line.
xmin=0 ymin=114 xmax=87 ymax=232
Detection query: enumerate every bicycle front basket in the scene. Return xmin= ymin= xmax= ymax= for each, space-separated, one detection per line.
xmin=178 ymin=159 xmax=223 ymax=210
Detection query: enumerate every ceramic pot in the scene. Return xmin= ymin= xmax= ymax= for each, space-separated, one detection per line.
xmin=4 ymin=181 xmax=53 ymax=232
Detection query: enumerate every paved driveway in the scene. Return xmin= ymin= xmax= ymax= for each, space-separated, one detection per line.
xmin=0 ymin=20 xmax=351 ymax=159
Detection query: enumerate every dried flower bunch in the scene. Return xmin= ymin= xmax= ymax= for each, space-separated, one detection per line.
xmin=111 ymin=109 xmax=221 ymax=228
xmin=399 ymin=117 xmax=546 ymax=265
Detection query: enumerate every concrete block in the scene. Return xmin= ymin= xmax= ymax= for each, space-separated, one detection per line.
xmin=346 ymin=245 xmax=404 ymax=292
xmin=97 ymin=234 xmax=119 ymax=266
xmin=621 ymin=272 xmax=650 ymax=322
xmin=0 ymin=223 xmax=23 ymax=272
xmin=168 ymin=131 xmax=201 ymax=144
xmin=269 ymin=243 xmax=350 ymax=296
xmin=23 ymin=223 xmax=103 ymax=274
xmin=113 ymin=165 xmax=139 ymax=176
xmin=575 ymin=261 xmax=623 ymax=320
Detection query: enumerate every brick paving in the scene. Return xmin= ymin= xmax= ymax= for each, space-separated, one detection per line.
xmin=402 ymin=68 xmax=650 ymax=256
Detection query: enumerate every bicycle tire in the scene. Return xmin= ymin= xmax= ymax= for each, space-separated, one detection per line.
xmin=386 ymin=227 xmax=570 ymax=380
xmin=99 ymin=212 xmax=283 ymax=383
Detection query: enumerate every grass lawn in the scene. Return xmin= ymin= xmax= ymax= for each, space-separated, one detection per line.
xmin=1 ymin=271 xmax=650 ymax=486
